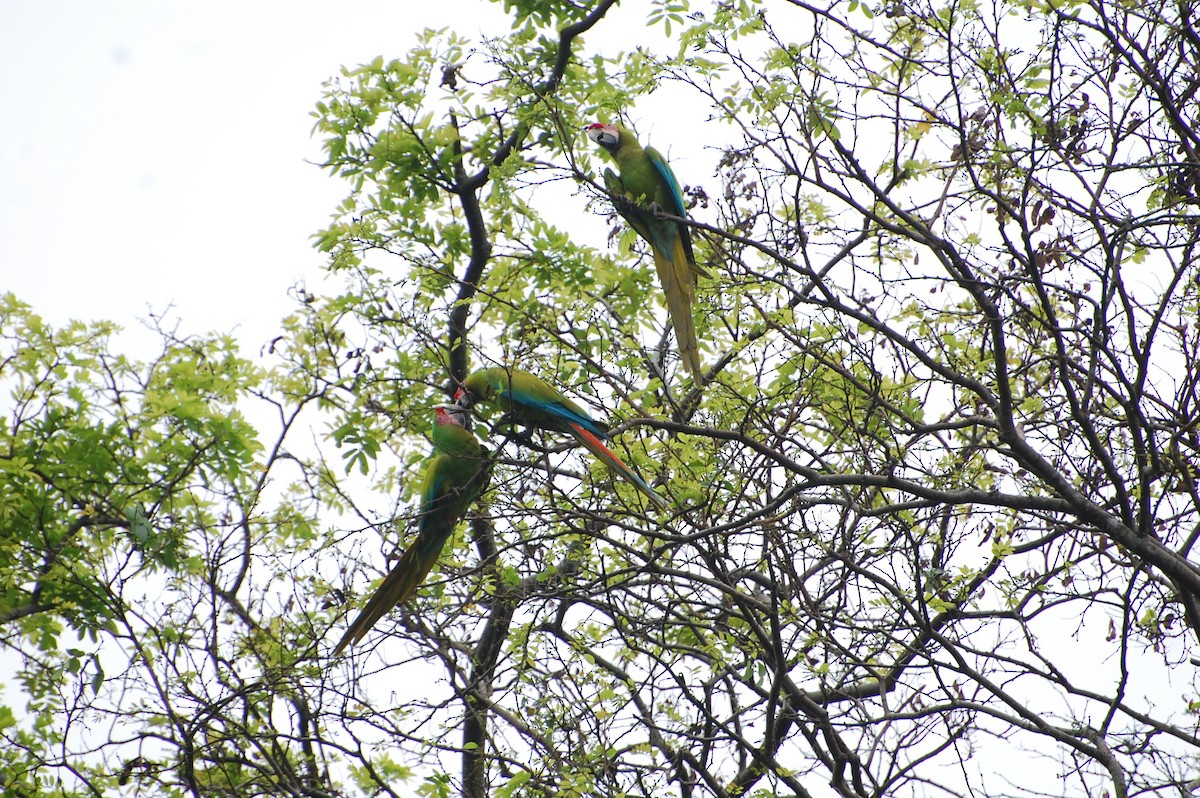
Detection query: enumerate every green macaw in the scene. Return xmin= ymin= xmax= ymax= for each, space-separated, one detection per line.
xmin=333 ymin=403 xmax=490 ymax=654
xmin=586 ymin=121 xmax=708 ymax=382
xmin=454 ymin=366 xmax=669 ymax=510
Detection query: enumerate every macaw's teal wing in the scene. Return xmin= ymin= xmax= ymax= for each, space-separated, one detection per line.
xmin=461 ymin=367 xmax=610 ymax=439
xmin=504 ymin=369 xmax=610 ymax=438
xmin=645 ymin=146 xmax=708 ymax=280
xmin=645 ymin=146 xmax=687 ymax=218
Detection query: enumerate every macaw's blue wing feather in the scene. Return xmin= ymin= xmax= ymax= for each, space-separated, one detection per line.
xmin=478 ymin=368 xmax=611 ymax=440
xmin=513 ymin=396 xmax=606 ymax=440
xmin=646 ymin=146 xmax=688 ymax=218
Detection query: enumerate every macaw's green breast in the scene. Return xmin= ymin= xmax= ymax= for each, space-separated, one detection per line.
xmin=613 ymin=139 xmax=671 ymax=208
xmin=421 ymin=426 xmax=488 ymax=522
xmin=431 ymin=421 xmax=483 ymax=460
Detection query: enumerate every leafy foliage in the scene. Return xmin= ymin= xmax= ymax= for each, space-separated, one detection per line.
xmin=5 ymin=0 xmax=1200 ymax=796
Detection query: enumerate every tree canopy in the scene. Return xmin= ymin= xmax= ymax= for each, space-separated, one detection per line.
xmin=4 ymin=0 xmax=1200 ymax=796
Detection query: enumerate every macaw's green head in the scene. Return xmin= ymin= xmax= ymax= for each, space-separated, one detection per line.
xmin=453 ymin=368 xmax=499 ymax=411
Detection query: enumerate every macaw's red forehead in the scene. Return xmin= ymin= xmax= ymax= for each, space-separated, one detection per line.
xmin=435 ymin=405 xmax=465 ymax=427
xmin=586 ymin=123 xmax=622 ymax=150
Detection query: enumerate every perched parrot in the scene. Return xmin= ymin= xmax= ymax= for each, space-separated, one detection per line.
xmin=586 ymin=121 xmax=708 ymax=382
xmin=333 ymin=403 xmax=490 ymax=654
xmin=454 ymin=366 xmax=669 ymax=510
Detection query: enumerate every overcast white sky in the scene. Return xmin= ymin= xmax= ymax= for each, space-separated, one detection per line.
xmin=0 ymin=1 xmax=506 ymax=353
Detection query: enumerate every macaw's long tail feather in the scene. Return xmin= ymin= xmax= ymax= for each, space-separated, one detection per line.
xmin=568 ymin=422 xmax=670 ymax=510
xmin=652 ymin=241 xmax=704 ymax=383
xmin=332 ymin=529 xmax=452 ymax=655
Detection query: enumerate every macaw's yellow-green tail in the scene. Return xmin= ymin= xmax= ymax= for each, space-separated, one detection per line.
xmin=652 ymin=234 xmax=703 ymax=382
xmin=331 ymin=530 xmax=450 ymax=655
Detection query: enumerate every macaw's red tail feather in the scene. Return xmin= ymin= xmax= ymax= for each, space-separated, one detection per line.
xmin=568 ymin=422 xmax=670 ymax=510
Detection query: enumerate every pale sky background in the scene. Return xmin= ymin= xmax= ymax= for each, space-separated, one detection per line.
xmin=0 ymin=1 xmax=506 ymax=354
